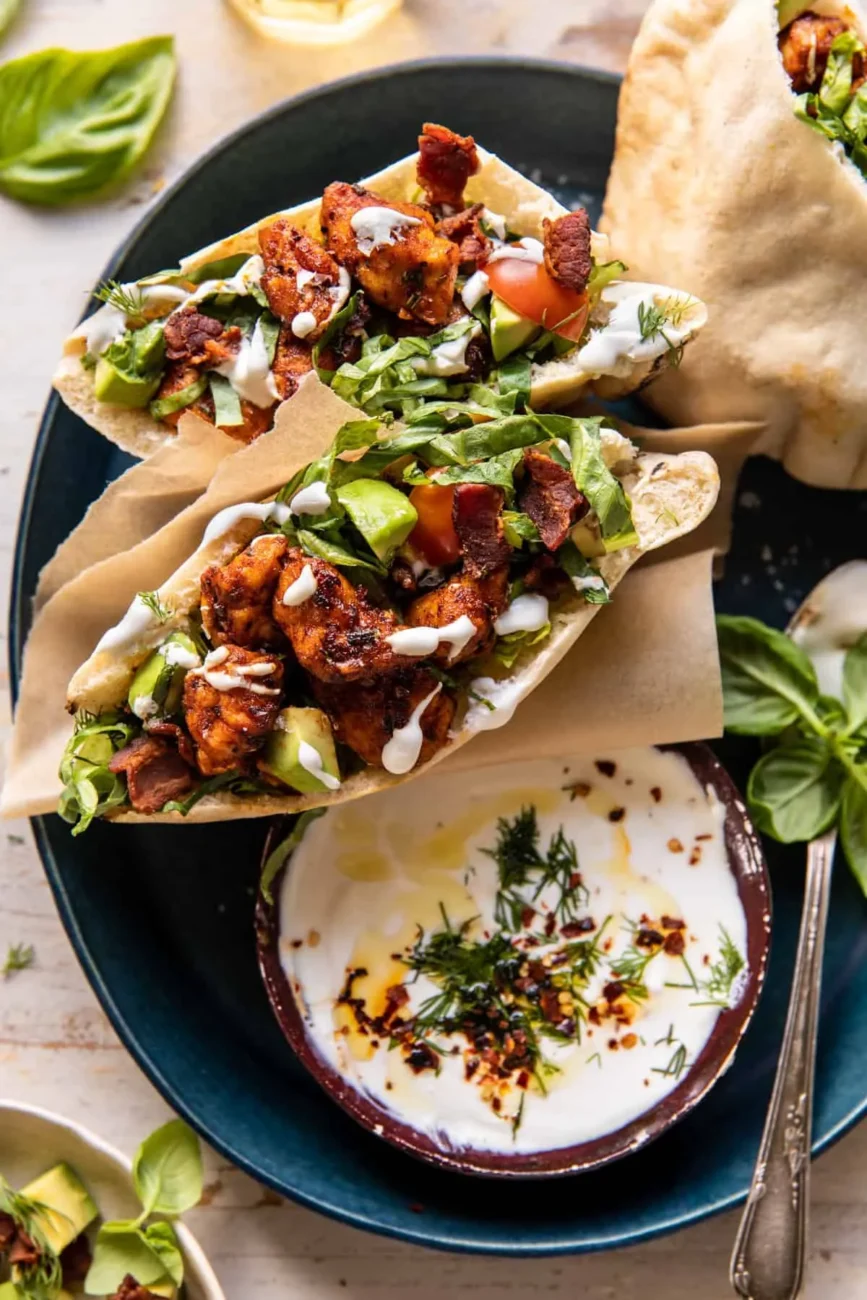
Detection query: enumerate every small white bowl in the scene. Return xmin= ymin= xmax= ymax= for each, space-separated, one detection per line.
xmin=0 ymin=1102 xmax=225 ymax=1300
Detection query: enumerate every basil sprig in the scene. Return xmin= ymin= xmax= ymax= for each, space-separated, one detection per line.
xmin=0 ymin=36 xmax=176 ymax=204
xmin=85 ymin=1119 xmax=203 ymax=1296
xmin=718 ymin=615 xmax=867 ymax=891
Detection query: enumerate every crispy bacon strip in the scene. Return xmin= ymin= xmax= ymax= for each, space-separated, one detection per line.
xmin=163 ymin=310 xmax=233 ymax=365
xmin=109 ymin=736 xmax=194 ymax=815
xmin=519 ymin=448 xmax=588 ymax=551
xmin=452 ymin=483 xmax=511 ymax=577
xmin=436 ymin=202 xmax=491 ymax=267
xmin=542 ymin=211 xmax=592 ymax=294
xmin=417 ymin=122 xmax=480 ymax=211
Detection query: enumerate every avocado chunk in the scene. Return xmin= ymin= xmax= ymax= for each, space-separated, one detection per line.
xmin=489 ymin=295 xmax=540 ymax=362
xmin=94 ymin=356 xmax=162 ymax=408
xmin=335 ymin=479 xmax=418 ymax=562
xmin=260 ymin=708 xmax=341 ymax=794
xmin=571 ymin=520 xmax=606 ymax=559
xmin=145 ymin=1284 xmax=178 ymax=1299
xmin=19 ymin=1163 xmax=98 ymax=1255
xmin=127 ymin=632 xmax=200 ymax=720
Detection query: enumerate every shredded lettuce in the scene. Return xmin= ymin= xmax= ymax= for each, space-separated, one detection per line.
xmin=558 ymin=540 xmax=611 ymax=604
xmin=58 ymin=712 xmax=139 ymax=834
xmin=793 ymin=31 xmax=867 ymax=177
xmin=491 ymin=622 xmax=551 ymax=669
xmin=502 ymin=511 xmax=540 ymax=547
xmin=536 ymin=415 xmax=637 ymax=552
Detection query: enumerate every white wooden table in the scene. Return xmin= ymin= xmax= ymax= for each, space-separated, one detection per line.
xmin=2 ymin=2 xmax=867 ymax=1296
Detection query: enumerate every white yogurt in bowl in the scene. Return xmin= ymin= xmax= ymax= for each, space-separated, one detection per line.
xmin=262 ymin=745 xmax=769 ymax=1175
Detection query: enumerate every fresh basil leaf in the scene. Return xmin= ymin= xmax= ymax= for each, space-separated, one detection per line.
xmin=0 ymin=36 xmax=176 ymax=205
xmin=150 ymin=374 xmax=208 ymax=422
xmin=843 ymin=633 xmax=867 ymax=733
xmin=0 ymin=0 xmax=19 ymax=39
xmin=716 ymin=615 xmax=821 ymax=735
xmin=541 ymin=415 xmax=637 ymax=551
xmin=502 ymin=511 xmax=540 ymax=547
xmin=747 ymin=739 xmax=843 ymax=843
xmin=261 ymin=809 xmax=327 ymax=905
xmin=85 ymin=1221 xmax=170 ymax=1293
xmin=133 ymin=1118 xmax=203 ymax=1217
xmin=820 ymin=31 xmax=863 ymax=115
xmin=841 ymin=775 xmax=867 ymax=895
xmin=297 ymin=528 xmax=385 ymax=575
xmin=209 ymin=373 xmax=243 ymax=427
xmin=138 ymin=1220 xmax=184 ymax=1287
xmin=558 ymin=540 xmax=611 ymax=604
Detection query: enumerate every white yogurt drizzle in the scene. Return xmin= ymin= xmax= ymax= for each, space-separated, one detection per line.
xmin=460 ymin=270 xmax=490 ymax=312
xmin=570 ymin=571 xmax=607 ymax=596
xmin=411 ymin=322 xmax=481 ymax=378
xmin=163 ymin=643 xmax=202 ymax=669
xmin=193 ymin=647 xmax=280 ymax=695
xmin=462 ymin=676 xmax=523 ymax=733
xmin=481 ymin=208 xmax=507 ymax=240
xmin=95 ymin=595 xmax=158 ymax=654
xmin=486 ymin=237 xmax=545 ymax=266
xmin=381 ymin=684 xmax=442 ymax=775
xmin=282 ymin=564 xmax=318 ymax=607
xmin=298 ymin=740 xmax=341 ymax=792
xmin=350 ymin=207 xmax=422 ymax=255
xmin=216 ymin=316 xmax=279 ymax=408
xmin=494 ymin=593 xmax=549 ymax=637
xmin=576 ymin=284 xmax=702 ymax=379
xmin=386 ymin=615 xmax=476 ymax=663
xmin=291 ymin=311 xmax=318 ymax=339
xmin=131 ymin=694 xmax=159 ymax=720
xmin=185 ymin=255 xmax=266 ymax=308
xmin=290 ymin=481 xmax=332 ymax=516
xmin=202 ymin=501 xmax=291 ymax=546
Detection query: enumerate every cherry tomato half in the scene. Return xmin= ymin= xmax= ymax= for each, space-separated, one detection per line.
xmin=485 ymin=260 xmax=589 ymax=342
xmin=408 ymin=483 xmax=460 ymax=567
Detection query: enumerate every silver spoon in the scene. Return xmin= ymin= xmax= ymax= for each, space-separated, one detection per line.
xmin=730 ymin=561 xmax=867 ymax=1300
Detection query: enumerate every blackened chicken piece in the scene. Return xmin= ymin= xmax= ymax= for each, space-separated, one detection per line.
xmin=417 ymin=122 xmax=480 ymax=212
xmin=406 ymin=569 xmax=508 ymax=665
xmin=321 ymin=182 xmax=459 ymax=326
xmin=259 ymin=218 xmax=347 ymax=336
xmin=109 ymin=1277 xmax=164 ymax=1300
xmin=519 ymin=448 xmax=589 ymax=550
xmin=201 ymin=534 xmax=288 ymax=650
xmin=452 ymin=483 xmax=512 ymax=578
xmin=542 ymin=211 xmax=593 ymax=294
xmin=273 ymin=549 xmax=403 ymax=683
xmin=272 ymin=327 xmax=315 ymax=400
xmin=163 ymin=309 xmax=231 ymax=364
xmin=436 ymin=203 xmax=492 ymax=268
xmin=523 ymin=551 xmax=570 ymax=599
xmin=143 ymin=718 xmax=197 ymax=768
xmin=109 ymin=735 xmax=195 ymax=815
xmin=312 ymin=668 xmax=455 ymax=768
xmin=778 ymin=11 xmax=853 ymax=92
xmin=183 ymin=644 xmax=284 ymax=776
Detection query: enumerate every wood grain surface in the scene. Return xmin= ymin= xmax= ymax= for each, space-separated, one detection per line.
xmin=2 ymin=2 xmax=866 ymax=1296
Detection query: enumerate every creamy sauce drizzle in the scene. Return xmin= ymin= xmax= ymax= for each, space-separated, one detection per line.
xmin=411 ymin=323 xmax=481 ymax=377
xmin=577 ymin=284 xmax=703 ymax=379
xmin=291 ymin=311 xmax=318 ymax=339
xmin=282 ymin=564 xmax=318 ymax=607
xmin=216 ymin=317 xmax=279 ymax=408
xmin=381 ymin=685 xmax=442 ymax=775
xmin=298 ymin=740 xmax=341 ymax=792
xmin=162 ymin=643 xmax=202 ymax=669
xmin=95 ymin=595 xmax=158 ymax=654
xmin=386 ymin=615 xmax=476 ymax=662
xmin=494 ymin=593 xmax=549 ymax=637
xmin=462 ymin=675 xmax=523 ymax=733
xmin=290 ymin=481 xmax=332 ymax=516
xmin=280 ymin=749 xmax=747 ymax=1155
xmin=350 ymin=207 xmax=422 ymax=255
xmin=485 ymin=237 xmax=545 ymax=266
xmin=460 ymin=270 xmax=491 ymax=311
xmin=201 ymin=501 xmax=291 ymax=545
xmin=192 ymin=647 xmax=280 ymax=695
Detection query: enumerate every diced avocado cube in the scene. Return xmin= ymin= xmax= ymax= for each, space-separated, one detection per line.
xmin=0 ymin=1283 xmax=21 ymax=1299
xmin=260 ymin=708 xmax=341 ymax=794
xmin=489 ymin=295 xmax=540 ymax=362
xmin=94 ymin=356 xmax=162 ymax=408
xmin=145 ymin=1283 xmax=177 ymax=1299
xmin=571 ymin=521 xmax=606 ymax=559
xmin=127 ymin=632 xmax=199 ymax=720
xmin=19 ymin=1163 xmax=98 ymax=1255
xmin=335 ymin=479 xmax=418 ymax=562
xmin=131 ymin=319 xmax=167 ymax=372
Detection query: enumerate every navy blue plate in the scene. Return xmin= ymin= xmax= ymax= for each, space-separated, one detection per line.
xmin=11 ymin=58 xmax=867 ymax=1255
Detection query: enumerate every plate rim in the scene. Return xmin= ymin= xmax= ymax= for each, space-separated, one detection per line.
xmin=10 ymin=53 xmax=867 ymax=1256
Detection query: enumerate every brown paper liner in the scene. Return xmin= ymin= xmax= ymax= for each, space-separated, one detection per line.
xmin=2 ymin=393 xmax=747 ymax=821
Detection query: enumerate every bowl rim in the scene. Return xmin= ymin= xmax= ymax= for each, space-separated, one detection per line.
xmin=0 ymin=1100 xmax=226 ymax=1299
xmin=256 ymin=742 xmax=772 ymax=1178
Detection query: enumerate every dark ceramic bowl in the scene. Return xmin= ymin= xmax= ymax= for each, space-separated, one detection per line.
xmin=256 ymin=743 xmax=771 ymax=1178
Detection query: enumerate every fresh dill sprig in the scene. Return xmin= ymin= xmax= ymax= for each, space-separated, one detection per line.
xmin=481 ymin=807 xmax=589 ymax=929
xmin=586 ymin=1051 xmax=602 ymax=1069
xmin=651 ymin=1042 xmax=689 ymax=1080
xmin=94 ymin=279 xmax=146 ymax=320
xmin=0 ymin=1176 xmax=63 ymax=1298
xmin=3 ymin=942 xmax=35 ymax=977
xmin=609 ymin=918 xmax=662 ymax=1003
xmin=691 ymin=926 xmax=746 ymax=1008
xmin=636 ymin=298 xmax=687 ymax=367
xmin=137 ymin=589 xmax=171 ymax=623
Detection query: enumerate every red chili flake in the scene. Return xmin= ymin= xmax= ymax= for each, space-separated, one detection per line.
xmin=661 ymin=915 xmax=685 ymax=930
xmin=564 ymin=781 xmax=591 ymax=800
xmin=603 ymin=980 xmax=625 ymax=1002
xmin=636 ymin=927 xmax=663 ymax=949
xmin=291 ymin=939 xmax=303 ymax=949
xmin=568 ymin=871 xmax=583 ymax=889
xmin=689 ymin=847 xmax=702 ymax=866
xmin=492 ymin=1097 xmax=502 ymax=1113
xmin=588 ymin=1007 xmax=601 ymax=1026
xmin=596 ymin=760 xmax=617 ymax=777
xmin=544 ymin=913 xmax=557 ymax=937
xmin=561 ymin=917 xmax=595 ymax=937
xmin=696 ymin=833 xmax=712 ymax=841
xmin=603 ymin=938 xmax=613 ymax=952
xmin=608 ymin=1038 xmax=620 ymax=1051
xmin=668 ymin=838 xmax=684 ymax=853
xmin=521 ymin=905 xmax=536 ymax=928
xmin=621 ymin=1033 xmax=638 ymax=1049
xmin=386 ymin=1081 xmax=394 ymax=1090
xmin=650 ymin=786 xmax=662 ymax=802
xmin=608 ymin=807 xmax=626 ymax=823
xmin=664 ymin=931 xmax=686 ymax=957
xmin=702 ymin=953 xmax=711 ymax=966
xmin=517 ymin=1070 xmax=530 ymax=1089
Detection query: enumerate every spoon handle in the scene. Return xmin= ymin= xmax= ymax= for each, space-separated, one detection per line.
xmin=730 ymin=829 xmax=836 ymax=1300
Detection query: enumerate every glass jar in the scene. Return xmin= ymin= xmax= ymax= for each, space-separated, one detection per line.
xmin=226 ymin=0 xmax=403 ymax=46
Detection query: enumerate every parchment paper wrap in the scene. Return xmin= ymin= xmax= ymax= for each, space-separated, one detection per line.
xmin=601 ymin=0 xmax=867 ymax=489
xmin=2 ymin=394 xmax=749 ymax=821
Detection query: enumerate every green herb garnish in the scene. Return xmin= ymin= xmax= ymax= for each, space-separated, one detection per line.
xmin=137 ymin=589 xmax=170 ymax=622
xmin=3 ymin=941 xmax=34 ymax=977
xmin=481 ymin=807 xmax=589 ymax=929
xmin=58 ymin=711 xmax=140 ymax=834
xmin=95 ymin=279 xmax=146 ymax=319
xmin=0 ymin=1176 xmax=63 ymax=1299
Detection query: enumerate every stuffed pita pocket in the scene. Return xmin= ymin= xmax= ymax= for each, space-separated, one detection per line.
xmin=602 ymin=0 xmax=867 ymax=488
xmin=55 ymin=122 xmax=707 ymax=461
xmin=60 ymin=413 xmax=719 ymax=827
